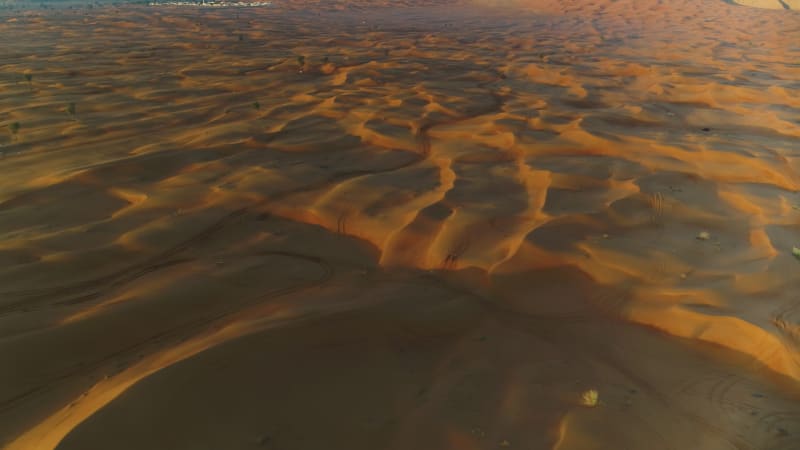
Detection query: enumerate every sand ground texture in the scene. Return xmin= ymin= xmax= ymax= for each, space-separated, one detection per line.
xmin=1 ymin=0 xmax=800 ymax=449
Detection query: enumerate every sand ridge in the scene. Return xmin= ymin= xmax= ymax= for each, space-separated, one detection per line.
xmin=1 ymin=0 xmax=800 ymax=448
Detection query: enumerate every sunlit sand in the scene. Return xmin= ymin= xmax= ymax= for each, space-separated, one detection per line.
xmin=1 ymin=0 xmax=799 ymax=449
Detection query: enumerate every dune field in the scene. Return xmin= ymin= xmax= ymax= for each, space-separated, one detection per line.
xmin=1 ymin=0 xmax=800 ymax=448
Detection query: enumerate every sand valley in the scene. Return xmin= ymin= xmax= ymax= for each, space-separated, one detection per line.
xmin=1 ymin=0 xmax=800 ymax=448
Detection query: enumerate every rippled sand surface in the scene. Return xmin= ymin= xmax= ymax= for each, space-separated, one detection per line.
xmin=1 ymin=0 xmax=800 ymax=449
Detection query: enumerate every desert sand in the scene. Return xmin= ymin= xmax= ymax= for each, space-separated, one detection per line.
xmin=1 ymin=0 xmax=800 ymax=449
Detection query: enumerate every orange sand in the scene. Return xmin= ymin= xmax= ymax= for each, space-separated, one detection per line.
xmin=1 ymin=0 xmax=800 ymax=449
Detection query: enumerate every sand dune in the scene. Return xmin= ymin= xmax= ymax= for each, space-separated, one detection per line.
xmin=732 ymin=0 xmax=798 ymax=10
xmin=1 ymin=0 xmax=800 ymax=449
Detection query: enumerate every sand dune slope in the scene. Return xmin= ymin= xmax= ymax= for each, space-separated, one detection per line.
xmin=1 ymin=0 xmax=800 ymax=448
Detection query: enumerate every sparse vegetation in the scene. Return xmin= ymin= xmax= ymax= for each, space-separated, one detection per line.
xmin=9 ymin=122 xmax=20 ymax=137
xmin=580 ymin=389 xmax=599 ymax=407
xmin=67 ymin=102 xmax=76 ymax=119
xmin=323 ymin=56 xmax=329 ymax=64
xmin=252 ymin=101 xmax=260 ymax=110
xmin=297 ymin=55 xmax=305 ymax=67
